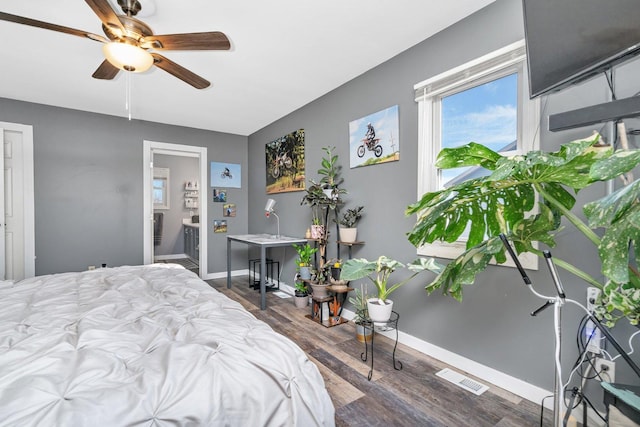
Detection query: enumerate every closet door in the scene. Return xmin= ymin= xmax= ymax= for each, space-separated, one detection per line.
xmin=0 ymin=130 xmax=5 ymax=279
xmin=0 ymin=124 xmax=34 ymax=281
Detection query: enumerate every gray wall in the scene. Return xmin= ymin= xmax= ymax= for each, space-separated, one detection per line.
xmin=1 ymin=0 xmax=638 ymax=404
xmin=247 ymin=0 xmax=640 ymax=395
xmin=153 ymin=154 xmax=199 ymax=257
xmin=0 ymin=97 xmax=248 ymax=275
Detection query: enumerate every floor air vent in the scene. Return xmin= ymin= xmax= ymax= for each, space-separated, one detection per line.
xmin=435 ymin=368 xmax=489 ymax=396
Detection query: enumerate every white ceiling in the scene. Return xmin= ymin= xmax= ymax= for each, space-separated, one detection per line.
xmin=0 ymin=0 xmax=494 ymax=136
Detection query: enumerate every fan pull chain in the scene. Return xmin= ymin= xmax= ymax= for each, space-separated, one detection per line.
xmin=125 ymin=72 xmax=132 ymax=120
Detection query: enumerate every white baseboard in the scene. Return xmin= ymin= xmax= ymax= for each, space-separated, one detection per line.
xmin=207 ymin=273 xmax=612 ymax=423
xmin=154 ymin=253 xmax=188 ymax=261
xmin=203 ymin=269 xmax=249 ymax=280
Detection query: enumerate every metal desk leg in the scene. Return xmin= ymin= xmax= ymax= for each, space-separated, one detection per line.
xmin=227 ymin=238 xmax=232 ymax=289
xmin=260 ymin=245 xmax=267 ymax=310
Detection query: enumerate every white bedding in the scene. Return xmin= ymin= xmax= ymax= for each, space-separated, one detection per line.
xmin=0 ymin=264 xmax=335 ymax=426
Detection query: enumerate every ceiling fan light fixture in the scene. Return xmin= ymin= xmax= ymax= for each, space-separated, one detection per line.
xmin=102 ymin=42 xmax=153 ymax=72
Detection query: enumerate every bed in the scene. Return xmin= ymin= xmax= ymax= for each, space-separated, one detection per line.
xmin=0 ymin=264 xmax=335 ymax=426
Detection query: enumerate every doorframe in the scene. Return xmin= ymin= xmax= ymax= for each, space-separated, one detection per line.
xmin=143 ymin=140 xmax=207 ymax=278
xmin=0 ymin=121 xmax=35 ymax=279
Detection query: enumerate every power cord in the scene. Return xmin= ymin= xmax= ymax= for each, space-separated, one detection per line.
xmin=612 ymin=329 xmax=640 ymax=362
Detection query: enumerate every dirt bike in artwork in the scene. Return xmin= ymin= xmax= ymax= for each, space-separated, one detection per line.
xmin=221 ymin=167 xmax=233 ymax=179
xmin=357 ymin=122 xmax=383 ymax=158
xmin=270 ymin=151 xmax=293 ymax=178
xmin=357 ymin=137 xmax=382 ymax=158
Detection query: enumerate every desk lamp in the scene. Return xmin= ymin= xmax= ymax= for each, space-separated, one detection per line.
xmin=265 ymin=198 xmax=280 ymax=238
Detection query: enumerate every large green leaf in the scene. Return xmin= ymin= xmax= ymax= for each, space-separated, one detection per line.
xmin=425 ymin=237 xmax=505 ymax=301
xmin=597 ymin=203 xmax=640 ymax=284
xmin=590 ymin=149 xmax=640 ymax=181
xmin=436 ymin=142 xmax=502 ymax=170
xmin=340 ymin=258 xmax=378 ymax=281
xmin=407 ymin=133 xmax=632 ymax=307
xmin=584 ymin=180 xmax=640 ymax=227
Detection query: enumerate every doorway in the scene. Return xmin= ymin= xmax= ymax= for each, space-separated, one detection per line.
xmin=0 ymin=122 xmax=35 ymax=281
xmin=143 ymin=140 xmax=207 ymax=278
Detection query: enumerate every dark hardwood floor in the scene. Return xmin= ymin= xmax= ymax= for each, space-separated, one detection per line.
xmin=208 ymin=277 xmax=552 ymax=427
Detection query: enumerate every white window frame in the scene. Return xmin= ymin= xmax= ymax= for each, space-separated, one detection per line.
xmin=414 ymin=40 xmax=540 ymax=269
xmin=153 ymin=167 xmax=170 ymax=210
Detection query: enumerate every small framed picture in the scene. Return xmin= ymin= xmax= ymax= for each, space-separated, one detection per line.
xmin=223 ymin=203 xmax=236 ymax=217
xmin=213 ymin=188 xmax=227 ymax=203
xmin=213 ymin=219 xmax=227 ymax=233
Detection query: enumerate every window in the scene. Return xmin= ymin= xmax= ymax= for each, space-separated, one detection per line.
xmin=153 ymin=167 xmax=170 ymax=210
xmin=414 ymin=41 xmax=540 ymax=265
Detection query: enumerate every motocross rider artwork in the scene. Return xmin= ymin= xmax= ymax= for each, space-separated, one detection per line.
xmin=265 ymin=129 xmax=306 ymax=194
xmin=349 ymin=105 xmax=400 ymax=168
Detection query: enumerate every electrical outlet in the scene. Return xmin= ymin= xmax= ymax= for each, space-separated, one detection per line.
xmin=585 ymin=320 xmax=602 ymax=354
xmin=595 ymin=359 xmax=615 ymax=382
xmin=587 ymin=287 xmax=601 ymax=312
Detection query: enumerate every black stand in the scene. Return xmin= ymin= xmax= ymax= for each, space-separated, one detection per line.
xmin=361 ymin=311 xmax=402 ymax=381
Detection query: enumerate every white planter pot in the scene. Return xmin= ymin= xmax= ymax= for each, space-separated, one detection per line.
xmin=339 ymin=227 xmax=357 ymax=243
xmin=367 ymin=298 xmax=393 ymax=324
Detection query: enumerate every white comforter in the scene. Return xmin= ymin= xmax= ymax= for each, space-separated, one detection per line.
xmin=0 ymin=264 xmax=335 ymax=426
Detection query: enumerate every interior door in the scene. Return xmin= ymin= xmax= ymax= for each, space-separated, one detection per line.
xmin=0 ymin=123 xmax=34 ymax=281
xmin=3 ymin=127 xmax=25 ymax=280
xmin=0 ymin=130 xmax=5 ymax=278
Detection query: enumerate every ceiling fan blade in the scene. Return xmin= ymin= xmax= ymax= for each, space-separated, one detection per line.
xmin=85 ymin=0 xmax=125 ymax=32
xmin=0 ymin=11 xmax=108 ymax=42
xmin=142 ymin=32 xmax=230 ymax=51
xmin=151 ymin=53 xmax=211 ymax=89
xmin=92 ymin=60 xmax=120 ymax=80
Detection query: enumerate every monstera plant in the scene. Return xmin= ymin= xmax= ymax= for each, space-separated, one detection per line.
xmin=406 ymin=132 xmax=640 ymax=326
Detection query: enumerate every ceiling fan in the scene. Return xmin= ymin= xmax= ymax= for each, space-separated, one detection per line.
xmin=0 ymin=0 xmax=231 ymax=89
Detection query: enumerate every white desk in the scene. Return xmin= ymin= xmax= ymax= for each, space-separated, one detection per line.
xmin=227 ymin=234 xmax=307 ymax=310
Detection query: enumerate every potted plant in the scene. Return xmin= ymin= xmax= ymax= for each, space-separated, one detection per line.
xmin=318 ymin=146 xmax=343 ymax=196
xmin=301 ymin=150 xmax=346 ymax=265
xmin=349 ymin=285 xmax=372 ymax=342
xmin=293 ymin=280 xmax=309 ymax=308
xmin=336 ymin=206 xmax=364 ymax=243
xmin=293 ymin=243 xmax=317 ymax=280
xmin=341 ymin=255 xmax=442 ymax=323
xmin=405 ymin=132 xmax=640 ymax=327
xmin=310 ymin=262 xmax=332 ymax=297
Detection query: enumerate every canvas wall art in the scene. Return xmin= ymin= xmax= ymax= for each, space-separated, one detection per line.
xmin=349 ymin=105 xmax=400 ymax=168
xmin=213 ymin=219 xmax=227 ymax=233
xmin=223 ymin=203 xmax=236 ymax=217
xmin=266 ymin=129 xmax=306 ymax=194
xmin=210 ymin=162 xmax=241 ymax=188
xmin=213 ymin=188 xmax=227 ymax=202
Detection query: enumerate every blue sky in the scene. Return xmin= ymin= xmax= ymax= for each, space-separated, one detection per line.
xmin=442 ymin=73 xmax=517 ymax=152
xmin=440 ymin=73 xmax=517 ymax=186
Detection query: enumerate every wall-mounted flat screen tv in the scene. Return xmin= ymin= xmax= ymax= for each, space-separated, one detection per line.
xmin=523 ymin=0 xmax=640 ymax=98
